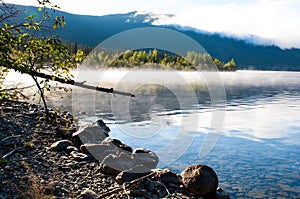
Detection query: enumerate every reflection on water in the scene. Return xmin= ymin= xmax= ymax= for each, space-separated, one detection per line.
xmin=48 ymin=70 xmax=300 ymax=198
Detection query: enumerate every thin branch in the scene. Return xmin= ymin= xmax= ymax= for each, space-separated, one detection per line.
xmin=0 ymin=84 xmax=35 ymax=91
xmin=1 ymin=147 xmax=22 ymax=159
xmin=0 ymin=135 xmax=21 ymax=143
xmin=31 ymin=74 xmax=49 ymax=118
xmin=97 ymin=172 xmax=156 ymax=198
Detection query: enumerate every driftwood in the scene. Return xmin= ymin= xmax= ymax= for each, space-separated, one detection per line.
xmin=29 ymin=70 xmax=135 ymax=97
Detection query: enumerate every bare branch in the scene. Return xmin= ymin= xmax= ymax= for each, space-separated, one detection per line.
xmin=26 ymin=70 xmax=135 ymax=97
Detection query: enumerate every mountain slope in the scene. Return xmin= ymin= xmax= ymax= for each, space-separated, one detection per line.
xmin=9 ymin=5 xmax=300 ymax=71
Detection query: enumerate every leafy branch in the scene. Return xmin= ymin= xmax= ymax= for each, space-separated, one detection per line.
xmin=0 ymin=0 xmax=134 ymax=120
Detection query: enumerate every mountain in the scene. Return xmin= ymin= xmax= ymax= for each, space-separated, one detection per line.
xmin=9 ymin=5 xmax=300 ymax=71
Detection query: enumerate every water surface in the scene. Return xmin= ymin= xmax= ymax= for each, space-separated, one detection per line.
xmin=17 ymin=70 xmax=300 ymax=198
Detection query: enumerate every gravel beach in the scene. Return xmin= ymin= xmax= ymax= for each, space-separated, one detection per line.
xmin=0 ymin=99 xmax=229 ymax=199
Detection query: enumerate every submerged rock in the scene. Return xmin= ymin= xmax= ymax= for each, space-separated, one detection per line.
xmin=181 ymin=164 xmax=218 ymax=197
xmin=217 ymin=187 xmax=230 ymax=199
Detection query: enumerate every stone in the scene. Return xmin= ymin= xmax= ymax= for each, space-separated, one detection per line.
xmin=156 ymin=169 xmax=182 ymax=186
xmin=101 ymin=138 xmax=133 ymax=153
xmin=99 ymin=153 xmax=136 ymax=176
xmin=80 ymin=189 xmax=98 ymax=199
xmin=95 ymin=119 xmax=110 ymax=135
xmin=49 ymin=140 xmax=72 ymax=151
xmin=99 ymin=160 xmax=120 ymax=176
xmin=72 ymin=124 xmax=108 ymax=147
xmin=181 ymin=164 xmax=218 ymax=197
xmin=66 ymin=146 xmax=79 ymax=153
xmin=132 ymin=148 xmax=159 ymax=171
xmin=115 ymin=169 xmax=152 ymax=184
xmin=128 ymin=190 xmax=150 ymax=198
xmin=216 ymin=187 xmax=230 ymax=199
xmin=144 ymin=180 xmax=169 ymax=198
xmin=80 ymin=143 xmax=115 ymax=162
xmin=70 ymin=151 xmax=91 ymax=161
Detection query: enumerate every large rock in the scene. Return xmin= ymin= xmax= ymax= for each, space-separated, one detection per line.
xmin=101 ymin=138 xmax=133 ymax=153
xmin=99 ymin=153 xmax=136 ymax=176
xmin=156 ymin=169 xmax=182 ymax=186
xmin=80 ymin=143 xmax=115 ymax=162
xmin=181 ymin=164 xmax=218 ymax=197
xmin=115 ymin=167 xmax=152 ymax=184
xmin=49 ymin=140 xmax=72 ymax=151
xmin=132 ymin=148 xmax=159 ymax=171
xmin=72 ymin=122 xmax=109 ymax=147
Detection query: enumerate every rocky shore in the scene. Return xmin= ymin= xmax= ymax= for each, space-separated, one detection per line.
xmin=0 ymin=99 xmax=229 ymax=198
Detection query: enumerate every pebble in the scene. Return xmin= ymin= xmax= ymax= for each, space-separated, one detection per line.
xmin=80 ymin=189 xmax=99 ymax=199
xmin=0 ymin=99 xmax=233 ymax=198
xmin=49 ymin=140 xmax=73 ymax=151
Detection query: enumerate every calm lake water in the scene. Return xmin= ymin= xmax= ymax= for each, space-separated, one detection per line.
xmin=9 ymin=70 xmax=300 ymax=198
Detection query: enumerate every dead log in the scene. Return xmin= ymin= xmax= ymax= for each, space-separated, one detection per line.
xmin=29 ymin=70 xmax=135 ymax=97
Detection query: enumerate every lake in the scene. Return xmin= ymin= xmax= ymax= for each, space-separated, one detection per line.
xmin=9 ymin=70 xmax=300 ymax=198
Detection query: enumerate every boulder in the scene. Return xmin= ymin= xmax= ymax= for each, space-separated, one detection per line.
xmin=101 ymin=138 xmax=133 ymax=153
xmin=99 ymin=153 xmax=136 ymax=176
xmin=181 ymin=164 xmax=218 ymax=197
xmin=49 ymin=140 xmax=72 ymax=151
xmin=156 ymin=169 xmax=182 ymax=186
xmin=115 ymin=168 xmax=152 ymax=184
xmin=132 ymin=148 xmax=159 ymax=171
xmin=80 ymin=143 xmax=115 ymax=162
xmin=72 ymin=123 xmax=108 ymax=147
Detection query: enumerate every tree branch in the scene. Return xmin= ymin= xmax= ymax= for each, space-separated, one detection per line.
xmin=28 ymin=70 xmax=135 ymax=97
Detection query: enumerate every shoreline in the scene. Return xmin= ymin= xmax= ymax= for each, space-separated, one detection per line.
xmin=0 ymin=99 xmax=229 ymax=198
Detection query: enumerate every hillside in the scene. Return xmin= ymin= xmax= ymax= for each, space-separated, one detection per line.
xmin=9 ymin=5 xmax=300 ymax=71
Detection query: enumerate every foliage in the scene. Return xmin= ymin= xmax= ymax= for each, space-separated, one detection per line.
xmin=82 ymin=48 xmax=236 ymax=71
xmin=0 ymin=0 xmax=85 ymax=118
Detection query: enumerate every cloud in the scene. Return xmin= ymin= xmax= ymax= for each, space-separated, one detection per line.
xmin=4 ymin=0 xmax=300 ymax=48
xmin=152 ymin=0 xmax=300 ymax=49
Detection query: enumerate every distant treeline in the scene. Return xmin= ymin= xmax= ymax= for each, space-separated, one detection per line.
xmin=66 ymin=43 xmax=236 ymax=71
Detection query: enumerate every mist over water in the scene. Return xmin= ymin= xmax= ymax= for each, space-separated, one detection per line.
xmin=71 ymin=70 xmax=300 ymax=198
xmin=5 ymin=69 xmax=300 ymax=198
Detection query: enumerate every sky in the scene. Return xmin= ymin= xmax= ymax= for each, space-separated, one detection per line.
xmin=4 ymin=0 xmax=300 ymax=49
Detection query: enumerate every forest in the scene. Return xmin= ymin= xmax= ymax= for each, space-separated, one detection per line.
xmin=78 ymin=46 xmax=237 ymax=71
